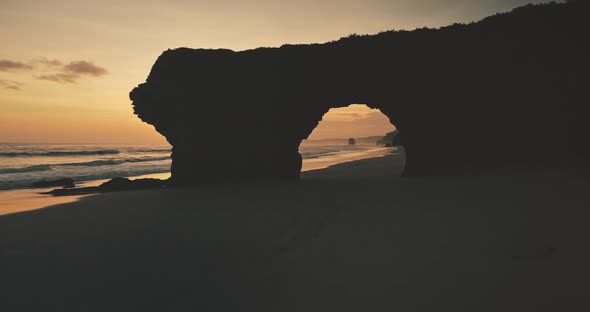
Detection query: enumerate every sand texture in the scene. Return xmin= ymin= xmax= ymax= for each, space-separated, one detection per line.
xmin=0 ymin=154 xmax=588 ymax=311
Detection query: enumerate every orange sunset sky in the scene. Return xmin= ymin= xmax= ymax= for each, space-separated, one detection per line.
xmin=0 ymin=0 xmax=549 ymax=145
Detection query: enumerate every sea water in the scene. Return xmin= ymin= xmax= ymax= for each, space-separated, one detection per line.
xmin=0 ymin=144 xmax=172 ymax=190
xmin=0 ymin=141 xmax=388 ymax=190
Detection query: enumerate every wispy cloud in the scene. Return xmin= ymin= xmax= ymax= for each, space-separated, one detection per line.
xmin=63 ymin=61 xmax=108 ymax=77
xmin=36 ymin=73 xmax=79 ymax=84
xmin=64 ymin=61 xmax=108 ymax=77
xmin=0 ymin=79 xmax=24 ymax=90
xmin=34 ymin=60 xmax=108 ymax=84
xmin=0 ymin=57 xmax=109 ymax=85
xmin=0 ymin=60 xmax=33 ymax=72
xmin=0 ymin=57 xmax=108 ymax=84
xmin=31 ymin=57 xmax=63 ymax=67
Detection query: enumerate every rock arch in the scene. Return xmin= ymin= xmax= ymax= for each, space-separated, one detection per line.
xmin=130 ymin=2 xmax=590 ymax=184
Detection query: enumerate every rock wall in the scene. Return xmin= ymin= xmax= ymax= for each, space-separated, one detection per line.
xmin=130 ymin=2 xmax=590 ymax=184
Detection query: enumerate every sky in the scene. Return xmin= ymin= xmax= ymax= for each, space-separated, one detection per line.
xmin=0 ymin=0 xmax=552 ymax=144
xmin=307 ymin=105 xmax=396 ymax=140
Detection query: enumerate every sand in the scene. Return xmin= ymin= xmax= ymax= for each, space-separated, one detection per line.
xmin=0 ymin=172 xmax=172 ymax=216
xmin=0 ymin=152 xmax=588 ymax=311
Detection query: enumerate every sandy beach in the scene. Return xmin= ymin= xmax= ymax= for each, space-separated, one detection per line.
xmin=0 ymin=151 xmax=588 ymax=311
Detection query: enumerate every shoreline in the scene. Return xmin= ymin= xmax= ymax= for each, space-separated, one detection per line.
xmin=0 ymin=172 xmax=172 ymax=216
xmin=0 ymin=146 xmax=399 ymax=216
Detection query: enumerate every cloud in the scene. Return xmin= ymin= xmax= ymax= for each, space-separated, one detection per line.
xmin=63 ymin=61 xmax=108 ymax=76
xmin=322 ymin=110 xmax=365 ymax=122
xmin=1 ymin=57 xmax=108 ymax=84
xmin=35 ymin=73 xmax=79 ymax=84
xmin=0 ymin=59 xmax=33 ymax=71
xmin=33 ymin=59 xmax=108 ymax=84
xmin=0 ymin=79 xmax=24 ymax=90
xmin=31 ymin=57 xmax=63 ymax=67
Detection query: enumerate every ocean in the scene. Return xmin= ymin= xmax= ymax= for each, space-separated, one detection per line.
xmin=0 ymin=141 xmax=388 ymax=190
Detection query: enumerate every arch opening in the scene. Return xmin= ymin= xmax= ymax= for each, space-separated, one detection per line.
xmin=299 ymin=104 xmax=406 ymax=177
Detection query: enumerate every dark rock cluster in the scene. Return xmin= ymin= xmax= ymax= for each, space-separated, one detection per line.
xmin=44 ymin=178 xmax=167 ymax=196
xmin=130 ymin=1 xmax=589 ymax=183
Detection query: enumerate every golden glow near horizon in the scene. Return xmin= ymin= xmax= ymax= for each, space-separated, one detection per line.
xmin=0 ymin=0 xmax=549 ymax=144
xmin=307 ymin=104 xmax=395 ymax=140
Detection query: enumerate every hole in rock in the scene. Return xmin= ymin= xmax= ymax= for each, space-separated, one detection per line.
xmin=299 ymin=104 xmax=406 ymax=177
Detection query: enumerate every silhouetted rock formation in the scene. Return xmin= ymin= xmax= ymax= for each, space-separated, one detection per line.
xmin=377 ymin=130 xmax=402 ymax=147
xmin=44 ymin=178 xmax=167 ymax=196
xmin=99 ymin=177 xmax=166 ymax=192
xmin=130 ymin=1 xmax=589 ymax=183
xmin=348 ymin=138 xmax=356 ymax=145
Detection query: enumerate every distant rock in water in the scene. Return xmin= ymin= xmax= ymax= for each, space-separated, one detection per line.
xmin=130 ymin=1 xmax=590 ymax=183
xmin=32 ymin=178 xmax=75 ymax=189
xmin=353 ymin=136 xmax=383 ymax=145
xmin=348 ymin=138 xmax=356 ymax=145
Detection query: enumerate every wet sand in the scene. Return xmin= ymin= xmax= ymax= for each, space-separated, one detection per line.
xmin=0 ymin=172 xmax=171 ymax=216
xmin=0 ymin=152 xmax=588 ymax=311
